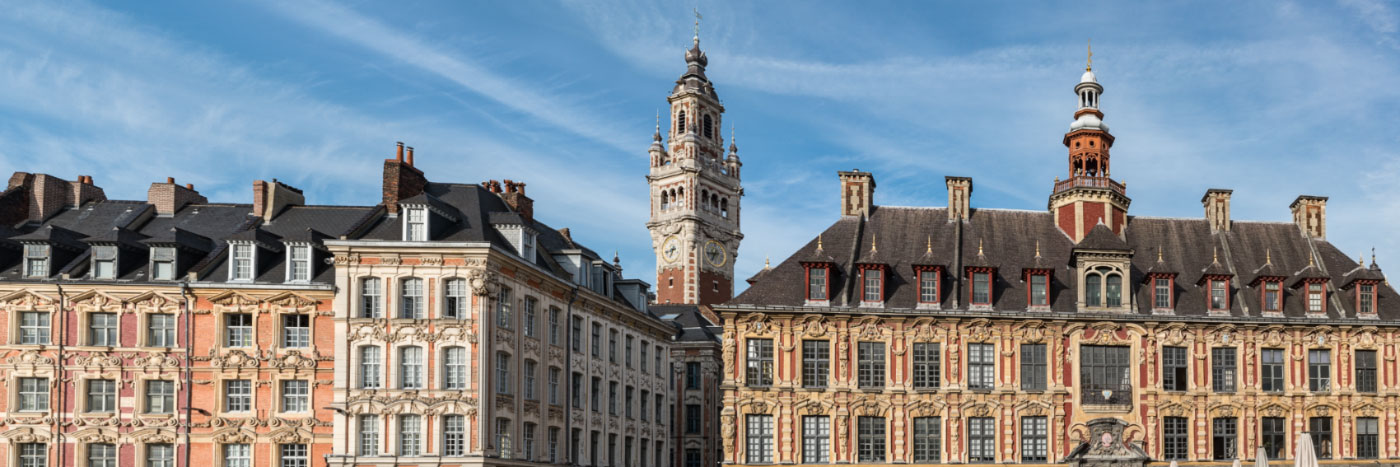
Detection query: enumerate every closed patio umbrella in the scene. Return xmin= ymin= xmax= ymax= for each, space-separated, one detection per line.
xmin=1295 ymin=433 xmax=1317 ymax=467
xmin=1169 ymin=461 xmax=1179 ymax=467
xmin=1234 ymin=458 xmax=1243 ymax=467
xmin=1256 ymin=447 xmax=1270 ymax=467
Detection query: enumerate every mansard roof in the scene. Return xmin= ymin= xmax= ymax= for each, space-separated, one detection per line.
xmin=732 ymin=206 xmax=1398 ymax=321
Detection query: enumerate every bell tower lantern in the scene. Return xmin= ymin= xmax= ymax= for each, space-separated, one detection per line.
xmin=1049 ymin=43 xmax=1131 ymax=242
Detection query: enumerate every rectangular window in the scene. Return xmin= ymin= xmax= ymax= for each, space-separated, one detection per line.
xmin=1358 ymin=417 xmax=1379 ymax=459
xmin=1357 ymin=349 xmax=1377 ymax=393
xmin=547 ymin=308 xmax=561 ymax=346
xmin=862 ymin=269 xmax=883 ymax=302
xmin=19 ymin=311 xmax=50 ymax=345
xmin=1021 ymin=343 xmax=1046 ymax=391
xmin=572 ymin=372 xmax=583 ymax=408
xmin=1163 ymin=346 xmax=1187 ymax=391
xmin=444 ymin=415 xmax=466 ymax=456
xmin=401 ymin=278 xmax=425 ymax=319
xmin=972 ymin=271 xmax=991 ymax=304
xmin=1261 ymin=417 xmax=1286 ymax=460
xmin=1264 ymin=281 xmax=1282 ymax=311
xmin=747 ymin=338 xmax=774 ymax=387
xmin=1081 ymin=345 xmax=1131 ymax=405
xmin=400 ymin=346 xmax=424 ymax=389
xmin=524 ymin=360 xmax=538 ymax=400
xmin=1022 ymin=416 xmax=1048 ymax=462
xmin=18 ymin=377 xmax=48 ymax=411
xmin=625 ymin=335 xmax=633 ymax=367
xmin=149 ymin=314 xmax=176 ymax=347
xmin=608 ymin=382 xmax=617 ymax=415
xmin=444 ymin=346 xmax=467 ymax=390
xmin=686 ymin=449 xmax=702 ymax=467
xmin=609 ymin=330 xmax=618 ymax=363
xmin=640 ymin=390 xmax=649 ymax=421
xmin=591 ymin=377 xmax=601 ymax=412
xmin=857 ymin=416 xmax=886 ymax=462
xmin=400 ymin=414 xmax=422 ymax=456
xmin=548 ymin=427 xmax=560 ymax=463
xmin=89 ymin=312 xmax=118 ymax=346
xmin=281 ymin=380 xmax=309 ymax=412
xmin=804 ymin=340 xmax=831 ymax=389
xmin=656 ymin=345 xmax=664 ymax=376
xmin=87 ymin=379 xmax=116 ymax=412
xmin=24 ymin=244 xmax=49 ymax=278
xmin=231 ymin=244 xmax=253 ymax=280
xmin=145 ymin=380 xmax=175 ymax=414
xmin=89 ymin=443 xmax=117 ymax=467
xmin=968 ymin=417 xmax=995 ymax=462
xmin=920 ymin=269 xmax=940 ymax=303
xmin=1309 ymin=349 xmax=1331 ymax=392
xmin=1261 ymin=348 xmax=1284 ymax=392
xmin=808 ymin=267 xmax=828 ymax=300
xmin=524 ymin=422 xmax=537 ymax=461
xmin=913 ymin=416 xmax=941 ymax=463
xmin=1163 ymin=416 xmax=1189 ymax=460
xmin=405 ymin=207 xmax=427 ymax=241
xmin=803 ymin=416 xmax=830 ymax=463
xmin=858 ymin=341 xmax=886 ymax=389
xmin=686 ymin=361 xmax=701 ymax=389
xmin=359 ymin=346 xmax=382 ymax=389
xmin=1213 ymin=417 xmax=1237 ymax=460
xmin=1310 ymin=417 xmax=1332 ymax=459
xmin=746 ymin=415 xmax=773 ymax=463
xmin=93 ymin=245 xmax=116 ymax=279
xmin=1210 ymin=279 xmax=1228 ymax=310
xmin=151 ymin=247 xmax=176 ymax=280
xmin=640 ymin=341 xmax=648 ymax=372
xmin=496 ymin=352 xmax=511 ymax=395
xmin=524 ymin=297 xmax=537 ymax=337
xmin=1361 ymin=284 xmax=1376 ymax=314
xmin=656 ymin=394 xmax=664 ymax=422
xmin=548 ymin=367 xmax=561 ymax=405
xmin=445 ymin=278 xmax=467 ymax=319
xmin=225 ymin=313 xmax=252 ymax=347
xmin=281 ymin=314 xmax=309 ymax=348
xmin=18 ymin=443 xmax=45 ymax=467
xmin=625 ymin=386 xmax=634 ymax=418
xmin=278 ymin=444 xmax=306 ymax=467
xmin=1211 ymin=347 xmax=1236 ymax=392
xmin=572 ymin=316 xmax=583 ymax=352
xmin=360 ymin=278 xmax=382 ymax=318
xmin=591 ymin=323 xmax=601 ymax=357
xmin=1308 ymin=282 xmax=1324 ymax=313
xmin=968 ymin=342 xmax=994 ymax=390
xmin=1029 ymin=273 xmax=1048 ymax=306
xmin=912 ymin=342 xmax=941 ymax=390
xmin=148 ymin=444 xmax=175 ymax=467
xmin=686 ymin=404 xmax=702 ymax=434
xmin=358 ymin=415 xmax=379 ymax=456
xmin=1154 ymin=277 xmax=1172 ymax=308
xmin=224 ymin=445 xmax=252 ymax=467
xmin=288 ymin=245 xmax=311 ymax=282
xmin=225 ymin=380 xmax=252 ymax=412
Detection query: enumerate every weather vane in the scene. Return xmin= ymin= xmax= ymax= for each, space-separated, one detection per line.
xmin=1086 ymin=39 xmax=1093 ymax=71
xmin=693 ymin=7 xmax=703 ymax=41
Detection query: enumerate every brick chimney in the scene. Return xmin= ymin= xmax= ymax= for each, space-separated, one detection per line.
xmin=383 ymin=141 xmax=427 ymax=215
xmin=1290 ymin=195 xmax=1327 ymax=239
xmin=1202 ymin=188 xmax=1232 ymax=233
xmin=838 ymin=169 xmax=876 ymax=218
xmin=253 ymin=179 xmax=305 ymax=220
xmin=5 ymin=172 xmax=108 ymax=222
xmin=148 ymin=177 xmax=207 ymax=215
xmin=500 ymin=179 xmax=533 ymax=223
xmin=946 ymin=176 xmax=972 ymax=222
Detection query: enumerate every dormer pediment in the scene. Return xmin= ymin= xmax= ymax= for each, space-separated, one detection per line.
xmin=0 ymin=289 xmax=57 ymax=307
xmin=207 ymin=290 xmax=260 ymax=308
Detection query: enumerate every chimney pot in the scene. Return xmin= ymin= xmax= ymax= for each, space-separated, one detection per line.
xmin=166 ymin=177 xmax=175 ymax=184
xmin=406 ymin=146 xmax=415 ymax=166
xmin=185 ymin=183 xmax=194 ymax=190
xmin=396 ymin=142 xmax=405 ymax=163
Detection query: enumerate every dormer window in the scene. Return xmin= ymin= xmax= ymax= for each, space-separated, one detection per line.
xmin=1209 ymin=279 xmax=1230 ymax=311
xmin=230 ymin=243 xmax=255 ymax=281
xmin=1262 ymin=280 xmax=1283 ymax=312
xmin=1359 ymin=283 xmax=1377 ymax=314
xmin=1026 ymin=270 xmax=1051 ymax=308
xmin=1084 ymin=267 xmax=1123 ymax=307
xmin=404 ymin=206 xmax=428 ymax=241
xmin=151 ymin=247 xmax=176 ymax=281
xmin=804 ymin=263 xmax=831 ymax=305
xmin=914 ymin=266 xmax=942 ymax=307
xmin=521 ymin=232 xmax=537 ymax=262
xmin=1153 ymin=277 xmax=1172 ymax=309
xmin=969 ymin=268 xmax=995 ymax=307
xmin=1306 ymin=283 xmax=1325 ymax=314
xmin=858 ymin=265 xmax=885 ymax=306
xmin=91 ymin=245 xmax=117 ymax=279
xmin=23 ymin=244 xmax=48 ymax=278
xmin=287 ymin=245 xmax=311 ymax=282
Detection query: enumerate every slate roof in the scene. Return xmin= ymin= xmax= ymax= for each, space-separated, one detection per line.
xmin=654 ymin=304 xmax=721 ymax=343
xmin=732 ymin=206 xmax=1398 ymax=321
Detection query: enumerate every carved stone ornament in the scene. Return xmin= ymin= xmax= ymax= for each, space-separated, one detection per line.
xmin=210 ymin=349 xmax=262 ymax=369
xmin=1065 ymin=418 xmax=1150 ymax=467
xmin=270 ymin=350 xmax=317 ymax=370
xmin=467 ymin=269 xmax=500 ymax=296
xmin=1157 ymin=324 xmax=1192 ymax=346
xmin=131 ymin=352 xmax=182 ymax=369
xmin=8 ymin=349 xmax=55 ymax=366
xmin=797 ymin=315 xmax=827 ymax=338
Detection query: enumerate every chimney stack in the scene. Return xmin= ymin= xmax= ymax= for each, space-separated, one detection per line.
xmin=1290 ymin=195 xmax=1328 ymax=239
xmin=1203 ymin=189 xmax=1233 ymax=233
xmin=383 ymin=141 xmax=427 ymax=215
xmin=148 ymin=177 xmax=207 ymax=215
xmin=4 ymin=172 xmax=108 ymax=222
xmin=500 ymin=179 xmax=534 ymax=223
xmin=838 ymin=170 xmax=876 ymax=218
xmin=253 ymin=179 xmax=306 ymax=220
xmin=946 ymin=176 xmax=973 ymax=222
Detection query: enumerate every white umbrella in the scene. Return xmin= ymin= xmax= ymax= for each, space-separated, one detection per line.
xmin=1234 ymin=458 xmax=1244 ymax=467
xmin=1169 ymin=461 xmax=1179 ymax=467
xmin=1256 ymin=446 xmax=1270 ymax=467
xmin=1295 ymin=433 xmax=1318 ymax=467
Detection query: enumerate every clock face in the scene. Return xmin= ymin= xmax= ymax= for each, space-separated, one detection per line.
xmin=662 ymin=237 xmax=680 ymax=263
xmin=704 ymin=240 xmax=727 ymax=267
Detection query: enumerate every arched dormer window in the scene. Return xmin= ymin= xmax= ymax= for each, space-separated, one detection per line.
xmin=1084 ymin=266 xmax=1122 ymax=308
xmin=676 ymin=110 xmax=687 ymax=135
xmin=703 ymin=114 xmax=713 ymax=139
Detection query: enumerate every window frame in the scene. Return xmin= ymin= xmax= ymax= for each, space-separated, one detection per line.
xmin=967 ymin=342 xmax=994 ymax=390
xmin=803 ymin=340 xmax=830 ymax=389
xmin=286 ymin=244 xmax=312 ymax=282
xmin=859 ymin=266 xmax=885 ymax=304
xmin=912 ymin=416 xmax=941 ymax=463
xmin=1309 ymin=348 xmax=1331 ymax=392
xmin=967 ymin=416 xmax=996 ymax=463
xmin=1260 ymin=348 xmax=1284 ymax=392
xmin=745 ymin=414 xmax=774 ymax=463
xmin=230 ymin=243 xmax=255 ymax=281
xmin=1210 ymin=347 xmax=1237 ymax=393
xmin=1163 ymin=346 xmax=1188 ymax=391
xmin=911 ymin=342 xmax=940 ymax=390
xmin=803 ymin=415 xmax=830 ymax=463
xmin=856 ymin=416 xmax=886 ymax=462
xmin=916 ymin=266 xmax=942 ymax=305
xmin=746 ymin=338 xmax=774 ymax=387
xmin=1212 ymin=417 xmax=1237 ymax=461
xmin=1021 ymin=343 xmax=1046 ymax=391
xmin=804 ymin=264 xmax=830 ymax=302
xmin=857 ymin=341 xmax=886 ymax=389
xmin=1027 ymin=271 xmax=1050 ymax=307
xmin=969 ymin=269 xmax=994 ymax=306
xmin=1021 ymin=416 xmax=1048 ymax=462
xmin=400 ymin=277 xmax=425 ymax=319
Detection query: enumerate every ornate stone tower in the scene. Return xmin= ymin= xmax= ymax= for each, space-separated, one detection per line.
xmin=647 ymin=29 xmax=743 ymax=305
xmin=1049 ymin=47 xmax=1131 ymax=242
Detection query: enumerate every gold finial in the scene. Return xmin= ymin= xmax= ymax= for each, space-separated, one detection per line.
xmin=1212 ymin=246 xmax=1218 ymax=263
xmin=1035 ymin=241 xmax=1042 ymax=258
xmin=816 ymin=234 xmax=823 ymax=251
xmin=1265 ymin=248 xmax=1272 ymax=265
xmin=1158 ymin=245 xmax=1164 ymax=262
xmin=1308 ymin=255 xmax=1315 ymax=267
xmin=977 ymin=238 xmax=984 ymax=256
xmin=926 ymin=235 xmax=933 ymax=254
xmin=1361 ymin=254 xmax=1366 ymax=267
xmin=1086 ymin=38 xmax=1093 ymax=71
xmin=764 ymin=256 xmax=771 ymax=270
xmin=870 ymin=235 xmax=877 ymax=253
xmin=1373 ymin=247 xmax=1377 ymax=267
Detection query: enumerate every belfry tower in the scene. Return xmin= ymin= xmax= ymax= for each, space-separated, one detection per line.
xmin=1049 ymin=44 xmax=1131 ymax=242
xmin=646 ymin=19 xmax=744 ymax=305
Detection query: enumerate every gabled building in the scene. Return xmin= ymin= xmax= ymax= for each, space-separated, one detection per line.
xmin=716 ymin=61 xmax=1397 ymax=466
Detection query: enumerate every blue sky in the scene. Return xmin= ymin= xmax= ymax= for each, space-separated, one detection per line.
xmin=2 ymin=0 xmax=1399 ymax=291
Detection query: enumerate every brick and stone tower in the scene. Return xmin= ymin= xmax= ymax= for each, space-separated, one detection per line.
xmin=647 ymin=29 xmax=743 ymax=305
xmin=1049 ymin=48 xmax=1131 ymax=242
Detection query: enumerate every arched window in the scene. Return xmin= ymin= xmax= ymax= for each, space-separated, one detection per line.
xmin=660 ymin=191 xmax=669 ymax=210
xmin=703 ymin=114 xmax=713 ymax=139
xmin=677 ymin=187 xmax=684 ymax=207
xmin=701 ymin=190 xmax=709 ymax=210
xmin=711 ymin=193 xmax=719 ymax=210
xmin=399 ymin=345 xmax=424 ymax=389
xmin=443 ymin=346 xmax=467 ymax=390
xmin=1085 ymin=273 xmax=1102 ymax=307
xmin=721 ymin=198 xmax=729 ymax=218
xmin=400 ymin=278 xmax=424 ymax=319
xmin=1106 ymin=273 xmax=1122 ymax=307
xmin=676 ymin=111 xmax=687 ymax=134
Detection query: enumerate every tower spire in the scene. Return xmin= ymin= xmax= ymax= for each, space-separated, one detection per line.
xmin=1086 ymin=39 xmax=1093 ymax=71
xmin=693 ymin=7 xmax=702 ymax=43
